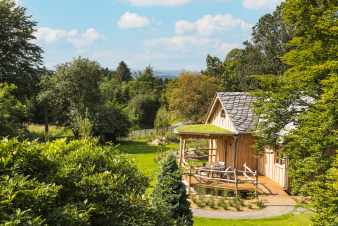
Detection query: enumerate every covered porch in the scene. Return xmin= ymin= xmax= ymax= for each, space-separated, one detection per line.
xmin=175 ymin=124 xmax=259 ymax=196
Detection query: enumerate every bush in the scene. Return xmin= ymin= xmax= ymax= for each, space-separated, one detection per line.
xmin=255 ymin=199 xmax=265 ymax=209
xmin=0 ymin=138 xmax=158 ymax=225
xmin=218 ymin=198 xmax=229 ymax=210
xmin=0 ymin=83 xmax=26 ymax=137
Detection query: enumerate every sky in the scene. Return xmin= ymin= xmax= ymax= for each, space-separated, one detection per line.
xmin=20 ymin=0 xmax=283 ymax=71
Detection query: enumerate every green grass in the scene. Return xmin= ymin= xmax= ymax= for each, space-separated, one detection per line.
xmin=118 ymin=140 xmax=178 ymax=189
xmin=194 ymin=213 xmax=312 ymax=226
xmin=27 ymin=124 xmax=73 ymax=139
xmin=176 ymin=124 xmax=233 ymax=135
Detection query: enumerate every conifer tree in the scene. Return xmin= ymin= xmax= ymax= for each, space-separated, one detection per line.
xmin=153 ymin=154 xmax=193 ymax=226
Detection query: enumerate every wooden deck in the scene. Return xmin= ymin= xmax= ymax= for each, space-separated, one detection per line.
xmin=184 ymin=175 xmax=287 ymax=196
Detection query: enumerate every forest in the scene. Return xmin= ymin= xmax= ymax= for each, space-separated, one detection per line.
xmin=0 ymin=0 xmax=337 ymax=225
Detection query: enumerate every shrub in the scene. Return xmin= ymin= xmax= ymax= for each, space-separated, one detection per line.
xmin=255 ymin=199 xmax=265 ymax=209
xmin=0 ymin=138 xmax=157 ymax=225
xmin=207 ymin=197 xmax=217 ymax=209
xmin=0 ymin=83 xmax=26 ymax=137
xmin=218 ymin=198 xmax=229 ymax=210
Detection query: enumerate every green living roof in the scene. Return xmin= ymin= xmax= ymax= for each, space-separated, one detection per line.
xmin=175 ymin=124 xmax=233 ymax=136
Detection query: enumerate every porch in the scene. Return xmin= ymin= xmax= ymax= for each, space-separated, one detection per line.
xmin=175 ymin=124 xmax=260 ymax=196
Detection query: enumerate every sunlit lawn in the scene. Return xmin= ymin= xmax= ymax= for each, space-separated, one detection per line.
xmin=194 ymin=213 xmax=312 ymax=226
xmin=118 ymin=140 xmax=178 ymax=189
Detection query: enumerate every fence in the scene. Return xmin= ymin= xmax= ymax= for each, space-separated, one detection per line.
xmin=128 ymin=127 xmax=175 ymax=139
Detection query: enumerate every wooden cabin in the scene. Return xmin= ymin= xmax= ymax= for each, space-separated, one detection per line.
xmin=176 ymin=92 xmax=288 ymax=193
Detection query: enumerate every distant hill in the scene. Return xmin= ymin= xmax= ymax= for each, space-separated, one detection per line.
xmin=154 ymin=70 xmax=182 ymax=78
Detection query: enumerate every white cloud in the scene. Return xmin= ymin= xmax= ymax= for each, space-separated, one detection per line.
xmin=242 ymin=0 xmax=283 ymax=10
xmin=117 ymin=12 xmax=150 ymax=29
xmin=124 ymin=0 xmax=191 ymax=6
xmin=175 ymin=14 xmax=252 ymax=36
xmin=34 ymin=27 xmax=102 ymax=49
xmin=146 ymin=35 xmax=241 ymax=55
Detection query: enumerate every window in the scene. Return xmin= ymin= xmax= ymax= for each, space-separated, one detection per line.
xmin=220 ymin=110 xmax=226 ymax=118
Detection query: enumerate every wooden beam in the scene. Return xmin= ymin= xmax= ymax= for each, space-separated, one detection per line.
xmin=179 ymin=137 xmax=183 ymax=165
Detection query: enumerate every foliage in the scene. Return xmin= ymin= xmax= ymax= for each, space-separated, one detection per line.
xmin=73 ymin=110 xmax=93 ymax=139
xmin=153 ymin=154 xmax=193 ymax=226
xmin=165 ymin=72 xmax=221 ymax=122
xmin=0 ymin=0 xmax=43 ymax=99
xmin=0 ymin=138 xmax=159 ymax=226
xmin=154 ymin=107 xmax=171 ymax=130
xmin=39 ymin=58 xmax=131 ymax=141
xmin=254 ymin=1 xmax=337 ymax=225
xmin=203 ymin=3 xmax=291 ymax=92
xmin=0 ymin=83 xmax=26 ymax=137
xmin=115 ymin=61 xmax=132 ymax=82
xmin=92 ymin=101 xmax=131 ymax=142
xmin=128 ymin=94 xmax=160 ymax=129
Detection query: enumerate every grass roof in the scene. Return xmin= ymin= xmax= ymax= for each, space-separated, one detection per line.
xmin=175 ymin=124 xmax=233 ymax=136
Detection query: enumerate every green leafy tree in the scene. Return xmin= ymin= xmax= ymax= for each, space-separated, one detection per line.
xmin=0 ymin=83 xmax=26 ymax=137
xmin=115 ymin=61 xmax=132 ymax=82
xmin=254 ymin=1 xmax=337 ymax=225
xmin=128 ymin=94 xmax=160 ymax=129
xmin=203 ymin=3 xmax=291 ymax=92
xmin=165 ymin=72 xmax=221 ymax=122
xmin=0 ymin=0 xmax=43 ymax=99
xmin=153 ymin=154 xmax=193 ymax=226
xmin=93 ymin=101 xmax=131 ymax=142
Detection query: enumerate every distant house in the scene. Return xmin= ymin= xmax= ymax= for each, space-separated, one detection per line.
xmin=175 ymin=92 xmax=288 ymax=194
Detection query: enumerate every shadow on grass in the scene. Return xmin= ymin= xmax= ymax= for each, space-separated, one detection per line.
xmin=118 ymin=140 xmax=158 ymax=154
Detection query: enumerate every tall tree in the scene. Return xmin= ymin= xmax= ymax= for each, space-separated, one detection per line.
xmin=165 ymin=72 xmax=221 ymax=122
xmin=254 ymin=1 xmax=337 ymax=225
xmin=204 ymin=3 xmax=291 ymax=92
xmin=115 ymin=61 xmax=132 ymax=82
xmin=251 ymin=3 xmax=292 ymax=75
xmin=0 ymin=0 xmax=43 ymax=99
xmin=153 ymin=154 xmax=193 ymax=226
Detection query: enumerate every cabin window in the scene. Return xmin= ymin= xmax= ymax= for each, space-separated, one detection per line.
xmin=220 ymin=110 xmax=226 ymax=118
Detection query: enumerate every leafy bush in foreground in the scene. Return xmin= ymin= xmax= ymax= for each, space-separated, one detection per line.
xmin=0 ymin=138 xmax=158 ymax=225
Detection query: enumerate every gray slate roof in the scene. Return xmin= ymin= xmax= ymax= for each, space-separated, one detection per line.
xmin=217 ymin=92 xmax=257 ymax=134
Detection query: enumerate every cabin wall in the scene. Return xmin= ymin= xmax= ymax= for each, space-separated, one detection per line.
xmin=209 ymin=135 xmax=257 ymax=171
xmin=208 ymin=101 xmax=236 ymax=132
xmin=235 ymin=134 xmax=257 ymax=170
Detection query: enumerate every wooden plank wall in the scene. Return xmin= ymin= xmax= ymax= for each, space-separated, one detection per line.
xmin=210 ymin=135 xmax=257 ymax=171
xmin=235 ymin=135 xmax=257 ymax=170
xmin=208 ymin=100 xmax=236 ymax=132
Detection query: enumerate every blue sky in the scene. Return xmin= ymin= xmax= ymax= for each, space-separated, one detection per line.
xmin=20 ymin=0 xmax=282 ymax=71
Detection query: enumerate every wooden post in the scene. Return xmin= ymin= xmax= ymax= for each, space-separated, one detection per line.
xmin=234 ymin=168 xmax=238 ymax=197
xmin=255 ymin=156 xmax=259 ymax=197
xmin=188 ymin=165 xmax=192 ymax=195
xmin=179 ymin=137 xmax=183 ymax=165
xmin=233 ymin=135 xmax=239 ymax=197
xmin=182 ymin=139 xmax=186 ymax=164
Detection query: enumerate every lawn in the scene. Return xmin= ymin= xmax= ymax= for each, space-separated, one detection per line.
xmin=194 ymin=213 xmax=312 ymax=226
xmin=118 ymin=140 xmax=178 ymax=189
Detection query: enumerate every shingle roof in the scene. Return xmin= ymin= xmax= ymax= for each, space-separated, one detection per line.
xmin=217 ymin=92 xmax=257 ymax=134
